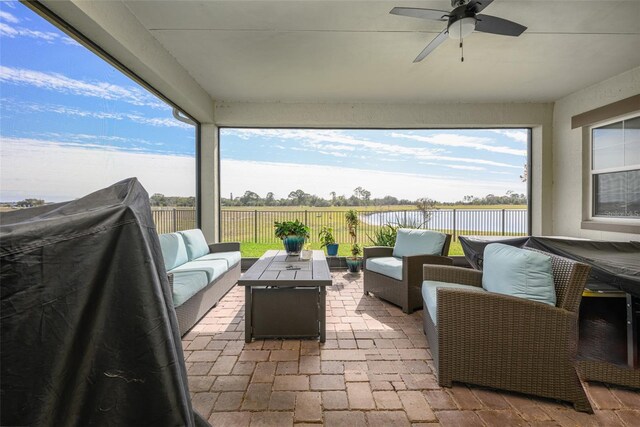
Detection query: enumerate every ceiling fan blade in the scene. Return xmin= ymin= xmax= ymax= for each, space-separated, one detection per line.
xmin=475 ymin=14 xmax=527 ymax=36
xmin=413 ymin=29 xmax=448 ymax=63
xmin=390 ymin=7 xmax=449 ymax=21
xmin=466 ymin=0 xmax=494 ymax=14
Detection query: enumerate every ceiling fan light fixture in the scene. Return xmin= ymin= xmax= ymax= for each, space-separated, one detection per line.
xmin=448 ymin=17 xmax=475 ymax=39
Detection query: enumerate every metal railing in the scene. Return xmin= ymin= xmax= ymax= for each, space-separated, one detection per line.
xmin=151 ymin=207 xmax=197 ymax=234
xmin=150 ymin=207 xmax=528 ymax=242
xmin=220 ymin=208 xmax=528 ymax=244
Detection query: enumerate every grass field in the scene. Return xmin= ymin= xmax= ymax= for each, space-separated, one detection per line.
xmin=221 ymin=205 xmax=527 ymax=257
xmin=6 ymin=204 xmax=525 ymax=258
xmin=240 ymin=240 xmax=466 ymax=258
xmin=148 ymin=205 xmax=527 ymax=257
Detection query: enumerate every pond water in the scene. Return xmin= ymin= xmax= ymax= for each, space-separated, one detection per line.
xmin=362 ymin=210 xmax=528 ymax=234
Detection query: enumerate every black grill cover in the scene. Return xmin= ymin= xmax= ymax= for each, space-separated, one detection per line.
xmin=458 ymin=235 xmax=640 ymax=298
xmin=0 ymin=178 xmax=208 ymax=427
xmin=526 ymin=236 xmax=640 ymax=298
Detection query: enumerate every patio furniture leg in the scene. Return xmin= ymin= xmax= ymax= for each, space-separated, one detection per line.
xmin=245 ymin=286 xmax=252 ymax=343
xmin=320 ymin=286 xmax=326 ymax=343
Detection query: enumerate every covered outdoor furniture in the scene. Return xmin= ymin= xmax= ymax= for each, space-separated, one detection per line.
xmin=0 ymin=178 xmax=207 ymax=426
xmin=364 ymin=228 xmax=452 ymax=313
xmin=422 ymin=246 xmax=594 ymax=412
xmin=159 ymin=229 xmax=241 ymax=336
xmin=459 ymin=235 xmax=640 ymax=388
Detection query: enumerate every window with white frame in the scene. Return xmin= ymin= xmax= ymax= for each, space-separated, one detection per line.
xmin=590 ymin=114 xmax=640 ymax=219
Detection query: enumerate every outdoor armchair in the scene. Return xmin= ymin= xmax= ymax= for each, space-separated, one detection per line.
xmin=421 ymin=248 xmax=593 ymax=413
xmin=363 ymin=228 xmax=452 ymax=314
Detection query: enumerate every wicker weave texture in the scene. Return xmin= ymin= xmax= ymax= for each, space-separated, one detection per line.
xmin=363 ymin=235 xmax=453 ymax=314
xmin=577 ymin=361 xmax=640 ymax=389
xmin=422 ymin=252 xmax=594 ymax=412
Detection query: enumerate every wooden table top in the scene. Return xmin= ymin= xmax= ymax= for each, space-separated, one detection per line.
xmin=238 ymin=250 xmax=332 ymax=287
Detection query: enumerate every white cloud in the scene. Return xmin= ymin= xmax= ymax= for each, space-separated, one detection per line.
xmin=224 ymin=128 xmax=522 ymax=169
xmin=0 ymin=10 xmax=19 ymax=23
xmin=0 ymin=137 xmax=195 ymax=202
xmin=0 ymin=23 xmax=59 ymax=41
xmin=32 ymin=132 xmax=169 ymax=150
xmin=4 ymin=99 xmax=192 ymax=129
xmin=221 ymin=159 xmax=525 ymax=202
xmin=391 ymin=132 xmax=527 ymax=156
xmin=61 ymin=36 xmax=81 ymax=46
xmin=0 ymin=66 xmax=166 ymax=109
xmin=421 ymin=162 xmax=486 ymax=171
xmin=0 ymin=12 xmax=81 ymax=45
xmin=485 ymin=129 xmax=529 ymax=144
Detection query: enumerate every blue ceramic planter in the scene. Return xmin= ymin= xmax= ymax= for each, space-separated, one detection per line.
xmin=346 ymin=258 xmax=362 ymax=273
xmin=326 ymin=243 xmax=339 ymax=256
xmin=282 ymin=236 xmax=306 ymax=255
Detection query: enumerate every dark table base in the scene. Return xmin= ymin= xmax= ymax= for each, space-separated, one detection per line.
xmin=245 ymin=286 xmax=326 ymax=343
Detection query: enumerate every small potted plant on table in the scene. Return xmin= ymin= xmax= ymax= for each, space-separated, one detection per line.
xmin=345 ymin=209 xmax=362 ymax=273
xmin=274 ymin=219 xmax=310 ymax=256
xmin=318 ymin=226 xmax=339 ymax=256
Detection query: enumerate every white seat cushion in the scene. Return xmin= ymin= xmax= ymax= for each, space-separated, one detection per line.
xmin=178 ymin=229 xmax=210 ymax=260
xmin=366 ymin=257 xmax=403 ymax=280
xmin=196 ymin=251 xmax=241 ymax=269
xmin=170 ymin=259 xmax=228 ymax=283
xmin=393 ymin=228 xmax=447 ymax=257
xmin=171 ymin=270 xmax=209 ymax=307
xmin=483 ymin=243 xmax=556 ymax=306
xmin=422 ymin=280 xmax=486 ymax=326
xmin=158 ymin=232 xmax=188 ymax=271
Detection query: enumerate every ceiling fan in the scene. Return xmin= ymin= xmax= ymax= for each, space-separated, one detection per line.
xmin=391 ymin=0 xmax=527 ymax=62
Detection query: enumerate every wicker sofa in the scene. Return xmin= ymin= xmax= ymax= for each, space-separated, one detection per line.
xmin=421 ymin=246 xmax=593 ymax=412
xmin=363 ymin=229 xmax=452 ymax=314
xmin=159 ymin=229 xmax=241 ymax=336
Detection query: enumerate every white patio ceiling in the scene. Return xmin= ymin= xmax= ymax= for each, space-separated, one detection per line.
xmin=119 ymin=0 xmax=640 ymax=104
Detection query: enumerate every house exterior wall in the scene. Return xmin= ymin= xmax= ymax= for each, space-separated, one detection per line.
xmin=552 ymin=67 xmax=640 ymax=240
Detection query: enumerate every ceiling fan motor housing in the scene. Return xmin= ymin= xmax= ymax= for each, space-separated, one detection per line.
xmin=447 ymin=5 xmax=477 ymax=39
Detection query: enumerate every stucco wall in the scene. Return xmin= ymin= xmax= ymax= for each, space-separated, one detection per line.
xmin=552 ymin=67 xmax=640 ymax=240
xmin=214 ymin=101 xmax=554 ymax=236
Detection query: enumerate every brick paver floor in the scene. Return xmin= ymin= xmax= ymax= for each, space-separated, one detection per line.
xmin=182 ymin=272 xmax=640 ymax=426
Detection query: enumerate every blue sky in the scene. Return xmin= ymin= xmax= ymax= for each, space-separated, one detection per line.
xmin=0 ymin=1 xmax=195 ymax=202
xmin=1 ymin=1 xmax=527 ymax=204
xmin=220 ymin=128 xmax=527 ymax=202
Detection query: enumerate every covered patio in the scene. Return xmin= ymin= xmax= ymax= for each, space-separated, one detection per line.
xmin=5 ymin=0 xmax=640 ymax=425
xmin=185 ymin=272 xmax=639 ymax=426
xmin=30 ymin=0 xmax=640 ymax=242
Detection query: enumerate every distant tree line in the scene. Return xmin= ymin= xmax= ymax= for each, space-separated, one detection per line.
xmin=15 ymin=198 xmax=46 ymax=208
xmin=220 ymin=187 xmax=526 ymax=208
xmin=450 ymin=191 xmax=527 ymax=206
xmin=1 ymin=189 xmax=527 ymax=210
xmin=149 ymin=193 xmax=196 ymax=207
xmin=221 ymin=187 xmax=414 ymax=207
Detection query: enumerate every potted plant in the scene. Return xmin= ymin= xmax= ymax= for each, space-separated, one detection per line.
xmin=346 ymin=243 xmax=362 ymax=273
xmin=318 ymin=226 xmax=339 ymax=256
xmin=274 ymin=219 xmax=310 ymax=256
xmin=345 ymin=210 xmax=362 ymax=273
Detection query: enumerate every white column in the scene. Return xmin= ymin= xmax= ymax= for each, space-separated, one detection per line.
xmin=531 ymin=124 xmax=553 ymax=236
xmin=200 ymin=123 xmax=219 ymax=242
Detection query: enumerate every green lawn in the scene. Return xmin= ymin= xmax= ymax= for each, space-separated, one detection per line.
xmin=221 ymin=206 xmax=526 ymax=250
xmin=149 ymin=205 xmax=526 ymax=256
xmin=239 ymin=240 xmax=466 ymax=258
